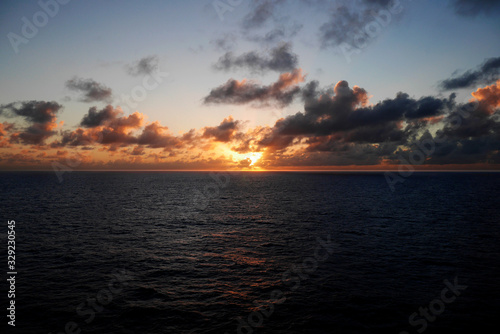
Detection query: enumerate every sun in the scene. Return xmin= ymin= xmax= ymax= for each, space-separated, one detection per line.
xmin=248 ymin=152 xmax=263 ymax=166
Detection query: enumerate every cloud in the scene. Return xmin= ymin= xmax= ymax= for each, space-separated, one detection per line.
xmin=3 ymin=80 xmax=500 ymax=170
xmin=257 ymin=80 xmax=455 ymax=154
xmin=242 ymin=0 xmax=283 ymax=30
xmin=59 ymin=106 xmax=145 ymax=147
xmin=0 ymin=122 xmax=15 ymax=147
xmin=126 ymin=55 xmax=159 ymax=76
xmin=80 ymin=105 xmax=122 ymax=128
xmin=136 ymin=122 xmax=183 ymax=150
xmin=0 ymin=101 xmax=63 ymax=145
xmin=203 ymin=68 xmax=305 ymax=107
xmin=471 ymin=80 xmax=500 ymax=112
xmin=57 ymin=105 xmax=195 ymax=152
xmin=66 ymin=77 xmax=113 ymax=103
xmin=451 ymin=0 xmax=500 ymax=16
xmin=202 ymin=116 xmax=241 ymax=142
xmin=319 ymin=0 xmax=401 ymax=49
xmin=131 ymin=146 xmax=145 ymax=156
xmin=397 ymin=97 xmax=500 ymax=166
xmin=245 ymin=23 xmax=303 ymax=45
xmin=211 ymin=34 xmax=237 ymax=52
xmin=440 ymin=57 xmax=500 ymax=90
xmin=214 ymin=43 xmax=298 ymax=73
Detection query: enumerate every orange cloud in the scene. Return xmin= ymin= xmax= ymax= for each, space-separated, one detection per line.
xmin=471 ymin=80 xmax=500 ymax=113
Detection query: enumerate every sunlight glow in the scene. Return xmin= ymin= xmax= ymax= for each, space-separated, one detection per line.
xmin=247 ymin=152 xmax=263 ymax=166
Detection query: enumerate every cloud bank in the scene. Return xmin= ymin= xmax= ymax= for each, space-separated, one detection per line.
xmin=440 ymin=56 xmax=500 ymax=90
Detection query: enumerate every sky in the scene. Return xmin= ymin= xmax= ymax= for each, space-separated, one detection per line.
xmin=0 ymin=0 xmax=500 ymax=171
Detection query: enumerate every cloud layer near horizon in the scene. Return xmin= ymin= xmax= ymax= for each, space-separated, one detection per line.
xmin=1 ymin=71 xmax=500 ymax=170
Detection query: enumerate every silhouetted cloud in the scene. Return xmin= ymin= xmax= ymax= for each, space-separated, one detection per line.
xmin=319 ymin=0 xmax=401 ymax=49
xmin=397 ymin=91 xmax=500 ymax=166
xmin=451 ymin=0 xmax=500 ymax=16
xmin=80 ymin=105 xmax=121 ymax=128
xmin=440 ymin=56 xmax=500 ymax=90
xmin=242 ymin=0 xmax=283 ymax=30
xmin=56 ymin=106 xmax=196 ymax=152
xmin=59 ymin=106 xmax=144 ymax=147
xmin=0 ymin=101 xmax=63 ymax=145
xmin=3 ymin=80 xmax=500 ymax=170
xmin=257 ymin=80 xmax=455 ymax=153
xmin=214 ymin=43 xmax=298 ymax=73
xmin=126 ymin=55 xmax=159 ymax=76
xmin=202 ymin=116 xmax=241 ymax=142
xmin=203 ymin=69 xmax=305 ymax=107
xmin=66 ymin=77 xmax=113 ymax=103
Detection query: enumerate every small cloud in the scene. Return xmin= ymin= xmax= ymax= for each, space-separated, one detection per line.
xmin=202 ymin=116 xmax=241 ymax=142
xmin=125 ymin=55 xmax=159 ymax=76
xmin=440 ymin=56 xmax=500 ymax=90
xmin=213 ymin=42 xmax=298 ymax=73
xmin=66 ymin=77 xmax=113 ymax=103
xmin=211 ymin=34 xmax=237 ymax=52
xmin=80 ymin=105 xmax=122 ymax=128
xmin=203 ymin=68 xmax=305 ymax=108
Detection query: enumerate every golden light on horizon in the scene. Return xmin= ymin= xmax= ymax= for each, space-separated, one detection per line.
xmin=248 ymin=152 xmax=263 ymax=166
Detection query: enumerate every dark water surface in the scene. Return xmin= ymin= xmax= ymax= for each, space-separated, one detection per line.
xmin=1 ymin=172 xmax=499 ymax=333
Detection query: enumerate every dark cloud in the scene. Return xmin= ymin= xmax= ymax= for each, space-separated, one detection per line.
xmin=242 ymin=0 xmax=284 ymax=30
xmin=203 ymin=69 xmax=305 ymax=107
xmin=80 ymin=105 xmax=121 ymax=128
xmin=0 ymin=101 xmax=63 ymax=145
xmin=203 ymin=116 xmax=241 ymax=142
xmin=66 ymin=77 xmax=113 ymax=103
xmin=214 ymin=43 xmax=298 ymax=73
xmin=440 ymin=57 xmax=500 ymax=90
xmin=0 ymin=101 xmax=61 ymax=123
xmin=291 ymin=80 xmax=500 ymax=166
xmin=126 ymin=55 xmax=159 ymax=76
xmin=319 ymin=0 xmax=402 ymax=49
xmin=258 ymin=80 xmax=454 ymax=153
xmin=451 ymin=0 xmax=500 ymax=16
xmin=58 ymin=107 xmax=191 ymax=152
xmin=394 ymin=101 xmax=500 ymax=166
xmin=59 ymin=107 xmax=144 ymax=147
xmin=239 ymin=0 xmax=307 ymax=46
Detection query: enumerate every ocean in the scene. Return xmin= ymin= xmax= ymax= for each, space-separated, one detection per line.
xmin=1 ymin=171 xmax=499 ymax=333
